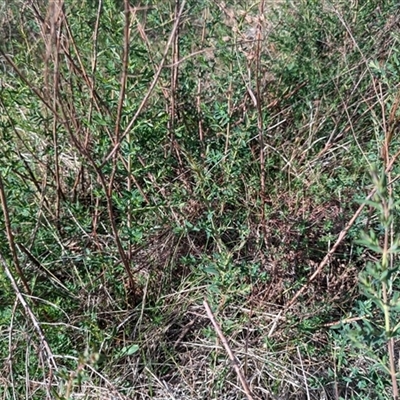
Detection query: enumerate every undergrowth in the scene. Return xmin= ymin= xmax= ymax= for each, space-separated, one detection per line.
xmin=0 ymin=0 xmax=400 ymax=398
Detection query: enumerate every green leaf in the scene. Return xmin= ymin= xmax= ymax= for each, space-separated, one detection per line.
xmin=117 ymin=344 xmax=139 ymax=358
xmin=204 ymin=265 xmax=219 ymax=276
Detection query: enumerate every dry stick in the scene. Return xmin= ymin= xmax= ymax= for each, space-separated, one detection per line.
xmin=0 ymin=253 xmax=58 ymax=372
xmin=110 ymin=0 xmax=133 ymax=197
xmin=79 ymin=0 xmax=102 ymax=219
xmin=96 ymin=166 xmax=137 ymax=296
xmin=285 ymin=198 xmax=370 ymax=309
xmin=197 ymin=9 xmax=207 ymax=145
xmin=62 ymin=95 xmax=137 ymax=298
xmin=54 ymin=40 xmax=136 ymax=298
xmin=52 ymin=1 xmax=65 ymax=231
xmin=0 ymin=99 xmax=50 ymax=207
xmin=0 ymin=48 xmax=56 ymax=115
xmin=297 ymin=346 xmax=311 ymax=400
xmin=101 ymin=0 xmax=187 ymax=167
xmin=169 ymin=0 xmax=182 ymax=165
xmin=62 ymin=11 xmax=114 ymax=143
xmin=383 ymin=88 xmax=400 ymax=164
xmin=45 ymin=7 xmax=138 ymax=297
xmin=1 ymin=11 xmax=139 ymax=289
xmin=170 ymin=0 xmax=179 ymax=134
xmin=88 ymin=0 xmax=102 ymax=135
xmin=286 ymin=151 xmax=400 ymax=309
xmin=48 ymin=79 xmax=137 ymax=299
xmin=108 ymin=0 xmax=132 ymax=257
xmin=121 ymin=1 xmax=134 ymax=263
xmin=0 ymin=173 xmax=31 ymax=296
xmin=165 ymin=48 xmax=212 ymax=68
xmin=115 ymin=0 xmax=132 ymax=143
xmin=224 ymin=63 xmax=233 ymax=156
xmin=64 ymin=8 xmax=155 ymax=209
xmin=135 ymin=18 xmax=168 ymax=101
xmin=63 ymin=9 xmax=151 ymax=212
xmin=255 ymin=1 xmax=266 ymax=233
xmin=8 ymin=299 xmax=18 ymax=399
xmin=203 ymin=300 xmax=255 ymax=400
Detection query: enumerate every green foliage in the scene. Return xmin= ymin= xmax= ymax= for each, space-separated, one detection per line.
xmin=1 ymin=0 xmax=400 ymax=398
xmin=331 ymin=166 xmax=400 ymax=398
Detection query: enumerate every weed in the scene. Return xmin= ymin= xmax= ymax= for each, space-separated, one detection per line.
xmin=1 ymin=0 xmax=400 ymax=398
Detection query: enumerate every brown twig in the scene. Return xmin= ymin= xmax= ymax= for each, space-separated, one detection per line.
xmin=285 ymin=192 xmax=372 ymax=309
xmin=286 ymin=152 xmax=400 ymax=309
xmin=0 ymin=253 xmax=57 ymax=372
xmin=115 ymin=0 xmax=132 ymax=143
xmin=169 ymin=0 xmax=179 ymax=135
xmin=255 ymin=1 xmax=266 ymax=233
xmin=109 ymin=0 xmax=133 ymax=191
xmin=196 ymin=11 xmax=207 ymax=145
xmin=0 ymin=173 xmax=31 ymax=295
xmin=203 ymin=300 xmax=255 ymax=400
xmin=51 ymin=0 xmax=65 ymax=230
xmin=0 ymin=48 xmax=56 ymax=114
xmin=108 ymin=0 xmax=133 ymax=257
xmin=95 ymin=166 xmax=137 ymax=300
xmin=101 ymin=0 xmax=187 ymax=166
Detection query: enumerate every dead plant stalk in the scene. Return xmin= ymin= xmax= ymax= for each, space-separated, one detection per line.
xmin=203 ymin=299 xmax=256 ymax=400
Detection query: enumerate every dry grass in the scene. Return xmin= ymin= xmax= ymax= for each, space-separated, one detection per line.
xmin=1 ymin=0 xmax=400 ymax=399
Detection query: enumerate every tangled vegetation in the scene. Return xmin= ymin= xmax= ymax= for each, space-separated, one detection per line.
xmin=1 ymin=0 xmax=400 ymax=398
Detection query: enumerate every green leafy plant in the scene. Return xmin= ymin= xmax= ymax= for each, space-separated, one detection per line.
xmin=330 ymin=166 xmax=400 ymax=399
xmin=2 ymin=0 xmax=400 ymax=398
xmin=356 ymin=166 xmax=400 ymax=397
